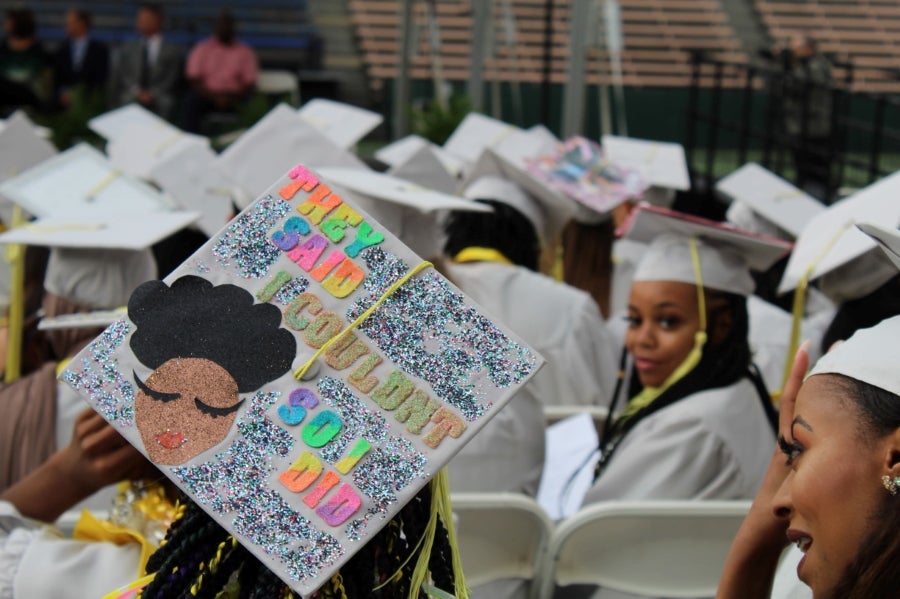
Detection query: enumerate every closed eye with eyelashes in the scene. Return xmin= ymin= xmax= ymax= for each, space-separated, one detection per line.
xmin=134 ymin=370 xmax=181 ymax=402
xmin=194 ymin=397 xmax=244 ymax=418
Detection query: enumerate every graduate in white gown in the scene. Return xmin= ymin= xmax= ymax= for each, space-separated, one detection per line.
xmin=584 ymin=206 xmax=789 ymax=507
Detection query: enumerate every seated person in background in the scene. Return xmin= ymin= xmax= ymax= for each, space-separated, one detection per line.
xmin=109 ymin=3 xmax=182 ymax=121
xmin=52 ymin=8 xmax=108 ymax=110
xmin=0 ymin=8 xmax=51 ymax=114
xmin=718 ymin=316 xmax=900 ymax=598
xmin=182 ymin=9 xmax=258 ymax=133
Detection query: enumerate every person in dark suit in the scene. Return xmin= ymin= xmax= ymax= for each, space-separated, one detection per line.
xmin=109 ymin=3 xmax=182 ymax=121
xmin=52 ymin=8 xmax=108 ymax=110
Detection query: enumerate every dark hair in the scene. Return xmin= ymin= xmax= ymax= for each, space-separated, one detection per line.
xmin=443 ymin=199 xmax=540 ymax=271
xmin=821 ymin=274 xmax=900 ymax=355
xmin=69 ymin=8 xmax=91 ymax=29
xmin=601 ymin=290 xmax=764 ymax=460
xmin=141 ymin=482 xmax=456 ymax=599
xmin=139 ymin=2 xmax=163 ymax=18
xmin=128 ymin=275 xmax=296 ymax=392
xmin=6 ymin=8 xmax=36 ymax=38
xmin=824 ymin=374 xmax=900 ymax=598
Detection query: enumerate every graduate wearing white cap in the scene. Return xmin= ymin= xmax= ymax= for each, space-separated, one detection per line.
xmin=441 ymin=168 xmax=620 ymax=500
xmin=718 ymin=163 xmax=833 ymax=393
xmin=583 ymin=205 xmax=791 ymax=506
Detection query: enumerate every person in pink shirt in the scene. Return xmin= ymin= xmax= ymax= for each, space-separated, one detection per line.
xmin=182 ymin=9 xmax=258 ymax=132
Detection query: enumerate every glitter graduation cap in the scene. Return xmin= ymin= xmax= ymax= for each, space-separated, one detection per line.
xmin=60 ymin=162 xmax=543 ymax=596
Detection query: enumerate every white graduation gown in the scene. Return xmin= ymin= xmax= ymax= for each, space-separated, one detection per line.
xmin=445 ymin=261 xmax=619 ymax=408
xmin=0 ymin=501 xmax=142 ymax=599
xmin=583 ymin=378 xmax=774 ymax=503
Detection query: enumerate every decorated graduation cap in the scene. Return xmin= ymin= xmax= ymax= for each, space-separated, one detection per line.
xmin=217 ymin=104 xmax=368 ymax=206
xmin=0 ymin=111 xmax=57 ymax=223
xmin=318 ymin=166 xmax=488 ymax=258
xmin=296 ymin=98 xmax=383 ymax=149
xmin=376 ymin=134 xmax=465 ymax=178
xmin=622 ymin=204 xmax=792 ymax=297
xmin=718 ymin=163 xmax=825 ymax=240
xmin=778 ymin=171 xmax=900 ymax=302
xmin=462 ymin=144 xmax=577 ymax=243
xmin=0 ymin=144 xmax=175 ymax=218
xmin=526 ymin=135 xmax=647 ymax=224
xmin=601 ymin=135 xmax=688 ymax=207
xmin=60 ymin=162 xmax=543 ymax=596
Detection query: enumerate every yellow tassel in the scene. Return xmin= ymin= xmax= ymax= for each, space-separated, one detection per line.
xmin=433 ymin=469 xmax=469 ymax=599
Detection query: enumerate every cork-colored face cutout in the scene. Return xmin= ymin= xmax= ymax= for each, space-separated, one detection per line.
xmin=135 ymin=357 xmax=242 ymax=465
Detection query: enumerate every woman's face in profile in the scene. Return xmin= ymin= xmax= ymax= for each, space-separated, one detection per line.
xmin=625 ymin=280 xmax=701 ymax=388
xmin=771 ymin=375 xmax=888 ymax=596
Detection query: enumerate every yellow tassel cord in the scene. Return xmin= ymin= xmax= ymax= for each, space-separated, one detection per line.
xmin=293 ymin=261 xmax=433 ymax=381
xmin=775 ymin=221 xmax=851 ymax=400
xmin=551 ymin=242 xmax=565 ymax=282
xmin=451 ymin=247 xmax=513 ymax=266
xmin=85 ymin=169 xmax=122 ymax=201
xmin=4 ymin=205 xmax=25 ymax=382
xmin=189 ymin=537 xmax=238 ymax=596
xmin=617 ymin=236 xmax=708 ymax=422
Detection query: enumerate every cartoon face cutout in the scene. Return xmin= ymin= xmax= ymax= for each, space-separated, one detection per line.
xmin=127 ymin=276 xmax=297 ymax=467
xmin=134 ymin=357 xmax=243 ymax=465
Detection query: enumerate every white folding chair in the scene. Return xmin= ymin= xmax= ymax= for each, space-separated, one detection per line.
xmin=452 ymin=493 xmax=554 ymax=599
xmin=257 ymin=69 xmax=300 ymax=106
xmin=537 ymin=500 xmax=751 ymax=599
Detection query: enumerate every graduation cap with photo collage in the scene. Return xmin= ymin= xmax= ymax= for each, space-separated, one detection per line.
xmin=59 ymin=161 xmax=544 ymax=597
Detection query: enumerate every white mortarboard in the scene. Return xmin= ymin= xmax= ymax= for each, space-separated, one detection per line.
xmin=809 ymin=314 xmax=900 ymax=398
xmin=526 ymin=135 xmax=647 ymax=224
xmin=217 ymin=104 xmax=368 ymax=206
xmin=296 ymin=98 xmax=383 ymax=149
xmin=89 ymin=103 xmax=182 ymax=141
xmin=601 ymin=135 xmax=690 ymax=192
xmin=105 ymin=120 xmax=210 ymax=181
xmin=718 ymin=163 xmax=825 ymax=240
xmin=0 ymin=144 xmax=174 ymax=218
xmin=0 ymin=111 xmax=57 ymax=222
xmin=623 ymin=204 xmax=793 ymax=296
xmin=374 ymin=134 xmax=464 ymax=176
xmin=317 ymin=166 xmax=490 ymax=258
xmin=150 ymin=143 xmax=234 ymax=237
xmin=387 ymin=145 xmax=457 ymax=194
xmin=778 ymin=171 xmax=900 ymax=300
xmin=857 ymin=222 xmax=900 ymax=271
xmin=0 ymin=211 xmax=199 ymax=250
xmin=462 ymin=147 xmax=577 ymax=242
xmin=442 ymin=112 xmax=521 ymax=167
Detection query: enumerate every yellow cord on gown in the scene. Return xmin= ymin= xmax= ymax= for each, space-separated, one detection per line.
xmin=293 ymin=261 xmax=433 ymax=381
xmin=5 ymin=205 xmax=25 ymax=382
xmin=776 ymin=221 xmax=852 ymax=399
xmin=617 ymin=236 xmax=708 ymax=422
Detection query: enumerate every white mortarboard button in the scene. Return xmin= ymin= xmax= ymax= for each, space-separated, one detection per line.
xmin=622 ymin=204 xmax=793 ymax=297
xmin=375 ymin=134 xmax=464 ymax=177
xmin=0 ymin=144 xmax=174 ymax=218
xmin=316 ymin=166 xmax=490 ymax=259
xmin=526 ymin=135 xmax=647 ymax=224
xmin=718 ymin=163 xmax=825 ymax=240
xmin=217 ymin=104 xmax=369 ymax=206
xmin=296 ymin=98 xmax=383 ymax=149
xmin=442 ymin=112 xmax=521 ymax=168
xmin=0 ymin=111 xmax=57 ymax=223
xmin=778 ymin=170 xmax=900 ymax=299
xmin=151 ymin=144 xmax=233 ymax=238
xmin=857 ymin=222 xmax=900 ymax=271
xmin=462 ymin=147 xmax=576 ymax=242
xmin=808 ymin=314 xmax=900 ymax=398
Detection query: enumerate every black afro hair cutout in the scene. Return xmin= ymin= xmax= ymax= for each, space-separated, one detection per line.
xmin=128 ymin=275 xmax=296 ymax=392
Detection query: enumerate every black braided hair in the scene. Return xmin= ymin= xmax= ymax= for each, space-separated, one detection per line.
xmin=443 ymin=199 xmax=541 ymax=271
xmin=141 ymin=482 xmax=457 ymax=599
